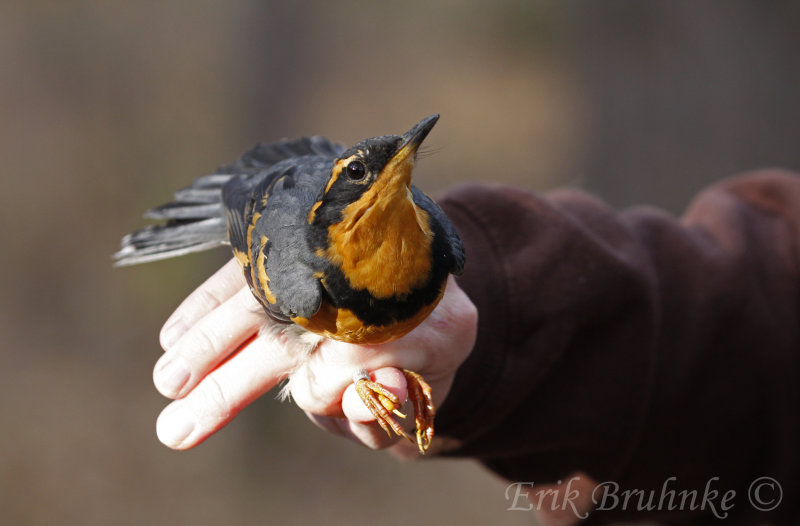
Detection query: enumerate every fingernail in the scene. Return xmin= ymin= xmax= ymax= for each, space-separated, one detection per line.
xmin=154 ymin=355 xmax=191 ymax=397
xmin=157 ymin=406 xmax=195 ymax=447
xmin=161 ymin=317 xmax=188 ymax=349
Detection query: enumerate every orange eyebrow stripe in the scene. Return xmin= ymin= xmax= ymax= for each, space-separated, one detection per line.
xmin=324 ymin=163 xmax=343 ymax=195
xmin=325 ymin=154 xmax=359 ymax=196
xmin=307 ymin=200 xmax=323 ymax=224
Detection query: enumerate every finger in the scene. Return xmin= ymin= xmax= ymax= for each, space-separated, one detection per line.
xmin=155 ymin=330 xmax=297 ymax=450
xmin=287 ymin=340 xmax=406 ymax=416
xmin=287 ymin=277 xmax=476 ymax=417
xmin=153 ymin=286 xmax=264 ymax=399
xmin=160 ymin=258 xmax=247 ymax=349
xmin=305 ymin=413 xmax=399 ymax=450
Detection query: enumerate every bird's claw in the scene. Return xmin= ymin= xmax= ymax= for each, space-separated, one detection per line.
xmin=403 ymin=369 xmax=435 ymax=453
xmin=353 ymin=369 xmax=435 ymax=454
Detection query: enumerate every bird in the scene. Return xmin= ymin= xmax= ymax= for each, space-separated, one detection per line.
xmin=114 ymin=114 xmax=465 ymax=453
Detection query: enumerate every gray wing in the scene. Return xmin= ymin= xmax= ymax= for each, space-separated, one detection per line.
xmin=245 ymin=156 xmax=334 ymax=321
xmin=220 ymin=136 xmax=345 ymax=175
xmin=411 ymin=186 xmax=466 ymax=275
xmin=221 ymin=136 xmax=344 ymax=286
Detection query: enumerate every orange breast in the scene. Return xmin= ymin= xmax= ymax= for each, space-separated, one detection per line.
xmin=292 ymin=289 xmax=443 ymax=345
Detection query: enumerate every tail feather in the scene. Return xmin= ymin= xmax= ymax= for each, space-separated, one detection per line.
xmin=144 ymin=202 xmax=224 ymax=220
xmin=113 ymin=172 xmax=232 ymax=267
xmin=114 ymin=135 xmax=345 ymax=268
xmin=114 ymin=216 xmax=229 ymax=266
xmin=172 ymin=186 xmax=224 ymax=203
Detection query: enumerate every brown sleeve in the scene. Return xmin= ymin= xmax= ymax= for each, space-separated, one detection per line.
xmin=435 ymin=170 xmax=799 ymax=521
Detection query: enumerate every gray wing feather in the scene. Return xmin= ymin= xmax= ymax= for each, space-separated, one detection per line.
xmin=411 ymin=186 xmax=466 ymax=275
xmin=255 ymin=158 xmax=332 ymax=319
xmin=220 ymin=136 xmax=345 ymax=173
xmin=115 ymin=136 xmax=344 ymax=269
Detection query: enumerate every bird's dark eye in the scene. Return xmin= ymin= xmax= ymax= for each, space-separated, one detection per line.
xmin=345 ymin=160 xmax=367 ymax=180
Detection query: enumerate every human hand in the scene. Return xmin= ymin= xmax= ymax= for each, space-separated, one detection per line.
xmin=152 ymin=258 xmax=478 ymax=453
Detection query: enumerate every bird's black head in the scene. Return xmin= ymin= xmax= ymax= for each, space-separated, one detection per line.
xmin=306 ymin=114 xmax=441 ymax=302
xmin=308 ymin=114 xmax=439 ymax=225
xmin=338 ymin=113 xmax=438 ymax=187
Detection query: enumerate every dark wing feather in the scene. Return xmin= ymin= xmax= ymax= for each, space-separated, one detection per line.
xmin=256 ymin=157 xmax=333 ymax=320
xmin=220 ymin=136 xmax=345 ymax=174
xmin=411 ymin=186 xmax=466 ymax=275
xmin=222 ymin=152 xmax=336 ymax=321
xmin=220 ymin=174 xmax=259 ymax=260
xmin=222 ymin=136 xmax=345 ymax=271
xmin=115 ymin=137 xmax=344 ymax=267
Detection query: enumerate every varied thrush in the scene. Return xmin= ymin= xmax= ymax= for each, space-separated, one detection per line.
xmin=115 ymin=115 xmax=465 ymax=453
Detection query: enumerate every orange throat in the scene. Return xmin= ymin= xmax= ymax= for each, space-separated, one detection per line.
xmin=324 ymin=184 xmax=434 ymax=300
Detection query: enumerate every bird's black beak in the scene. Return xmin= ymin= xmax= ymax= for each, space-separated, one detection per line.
xmin=380 ymin=115 xmax=439 ymax=188
xmin=394 ymin=114 xmax=439 ymax=163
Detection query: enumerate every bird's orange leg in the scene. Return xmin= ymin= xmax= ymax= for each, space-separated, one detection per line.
xmin=352 ymin=369 xmax=435 ymax=454
xmin=403 ymin=369 xmax=435 ymax=453
xmin=353 ymin=370 xmax=411 ymax=441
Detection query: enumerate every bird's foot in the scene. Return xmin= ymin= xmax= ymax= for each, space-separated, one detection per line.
xmin=403 ymin=369 xmax=435 ymax=453
xmin=353 ymin=369 xmax=435 ymax=454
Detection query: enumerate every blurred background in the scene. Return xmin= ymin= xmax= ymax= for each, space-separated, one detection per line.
xmin=2 ymin=1 xmax=799 ymax=525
